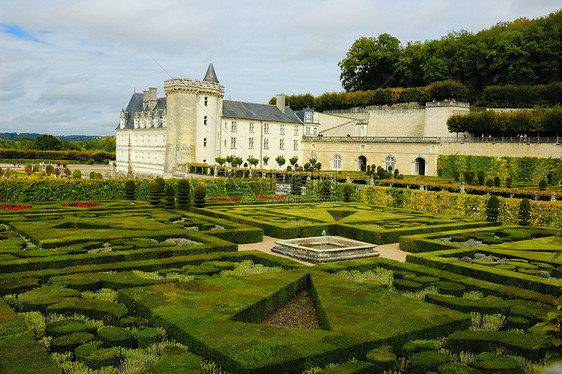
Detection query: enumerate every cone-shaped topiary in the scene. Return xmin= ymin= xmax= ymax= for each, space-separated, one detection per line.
xmin=193 ymin=185 xmax=206 ymax=208
xmin=494 ymin=176 xmax=501 ymax=188
xmin=486 ymin=195 xmax=499 ymax=222
xmin=505 ymin=176 xmax=512 ymax=188
xmin=321 ymin=179 xmax=331 ymax=200
xmin=518 ymin=198 xmax=531 ymax=226
xmin=155 ymin=177 xmax=165 ymax=198
xmin=486 ymin=178 xmax=494 ymax=187
xmin=148 ymin=181 xmax=161 ymax=205
xmin=290 ymin=175 xmax=301 ymax=195
xmin=342 ymin=183 xmax=354 ymax=202
xmin=164 ymin=185 xmax=175 ymax=209
xmin=176 ymin=179 xmax=190 ymax=207
xmin=477 ymin=170 xmax=485 ymax=186
xmin=124 ymin=180 xmax=135 ymax=201
xmin=538 ymin=179 xmax=547 ymax=191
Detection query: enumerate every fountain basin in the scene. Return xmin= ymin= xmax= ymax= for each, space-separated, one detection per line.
xmin=272 ymin=236 xmax=379 ymax=264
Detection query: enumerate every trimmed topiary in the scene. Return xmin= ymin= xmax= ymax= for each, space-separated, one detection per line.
xmin=494 ymin=176 xmax=501 ymax=188
xmin=538 ymin=179 xmax=547 ymax=191
xmin=290 ymin=175 xmax=301 ymax=195
xmin=393 ymin=279 xmax=423 ymax=292
xmin=486 ymin=195 xmax=499 ymax=222
xmin=453 ymin=170 xmax=460 ymax=182
xmin=148 ymin=345 xmax=201 ymax=373
xmin=137 ymin=327 xmax=160 ymax=348
xmin=437 ymin=282 xmax=465 ymax=297
xmin=45 ymin=319 xmax=97 ymax=337
xmin=486 ymin=178 xmax=494 ymax=187
xmin=193 ymin=185 xmax=206 ymax=208
xmin=75 ymin=340 xmax=104 ymax=362
xmin=46 ymin=299 xmax=128 ymax=321
xmin=98 ymin=326 xmax=133 ymax=348
xmin=366 ymin=345 xmax=396 ymax=372
xmin=84 ymin=348 xmax=120 ymax=369
xmin=464 ymin=171 xmax=475 ymax=185
xmin=18 ymin=286 xmax=82 ymax=313
xmin=518 ymin=198 xmax=531 ymax=226
xmin=51 ymin=332 xmax=95 ymax=353
xmin=321 ymin=179 xmax=332 ymax=200
xmin=149 ymin=181 xmax=161 ymax=205
xmin=469 ymin=353 xmax=520 ymax=374
xmin=155 ymin=177 xmax=165 ymax=198
xmin=164 ymin=185 xmax=175 ymax=209
xmin=408 ymin=351 xmax=451 ymax=374
xmin=342 ymin=183 xmax=354 ymax=202
xmin=412 ymin=276 xmax=440 ymax=287
xmin=119 ymin=317 xmax=149 ymax=328
xmin=477 ymin=170 xmax=485 ymax=186
xmin=505 ymin=316 xmax=529 ymax=331
xmin=505 ymin=176 xmax=512 ymax=188
xmin=402 ymin=340 xmax=442 ymax=357
xmin=176 ymin=179 xmax=190 ymax=207
xmin=124 ymin=180 xmax=136 ymax=201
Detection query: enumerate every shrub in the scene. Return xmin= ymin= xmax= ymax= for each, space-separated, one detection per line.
xmin=164 ymin=185 xmax=175 ymax=209
xmin=393 ymin=279 xmax=423 ymax=292
xmin=72 ymin=169 xmax=82 ymax=179
xmin=46 ymin=299 xmax=128 ymax=321
xmin=124 ymin=180 xmax=135 ymax=201
xmin=98 ymin=326 xmax=133 ymax=348
xmin=321 ymin=179 xmax=331 ymax=199
xmin=437 ymin=282 xmax=465 ymax=297
xmin=148 ymin=345 xmax=201 ymax=373
xmin=518 ymin=198 xmax=531 ymax=226
xmin=445 ymin=330 xmax=540 ymax=360
xmin=176 ymin=179 xmax=190 ymax=206
xmin=453 ymin=170 xmax=460 ymax=182
xmin=505 ymin=316 xmax=529 ymax=331
xmin=365 ymin=345 xmax=396 ymax=372
xmin=193 ymin=185 xmax=206 ymax=208
xmin=136 ymin=327 xmax=160 ymax=348
xmin=486 ymin=196 xmax=499 ymax=222
xmin=494 ymin=176 xmax=501 ymax=188
xmin=408 ymin=351 xmax=451 ymax=374
xmin=75 ymin=340 xmax=103 ymax=362
xmin=485 ymin=178 xmax=494 ymax=187
xmin=51 ymin=332 xmax=95 ymax=353
xmin=148 ymin=181 xmax=161 ymax=205
xmin=469 ymin=353 xmax=520 ymax=374
xmin=505 ymin=176 xmax=512 ymax=188
xmin=402 ymin=340 xmax=442 ymax=357
xmin=45 ymin=319 xmax=97 ymax=337
xmin=437 ymin=363 xmax=482 ymax=374
xmin=155 ymin=177 xmax=165 ymax=198
xmin=290 ymin=175 xmax=302 ymax=195
xmin=538 ymin=179 xmax=547 ymax=191
xmin=84 ymin=348 xmax=120 ymax=369
xmin=477 ymin=170 xmax=485 ymax=186
xmin=342 ymin=183 xmax=354 ymax=202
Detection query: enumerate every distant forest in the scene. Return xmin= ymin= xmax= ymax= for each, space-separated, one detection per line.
xmin=0 ymin=133 xmax=115 ymax=153
xmin=0 ymin=133 xmax=101 ymax=142
xmin=272 ymin=10 xmax=561 ymax=111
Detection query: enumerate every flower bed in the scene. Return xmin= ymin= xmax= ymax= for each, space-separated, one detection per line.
xmin=0 ymin=204 xmax=31 ymax=211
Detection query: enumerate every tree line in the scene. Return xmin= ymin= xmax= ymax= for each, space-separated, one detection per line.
xmin=0 ymin=134 xmax=116 ymax=153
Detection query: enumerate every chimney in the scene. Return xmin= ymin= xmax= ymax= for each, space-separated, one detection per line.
xmin=276 ymin=94 xmax=286 ymax=113
xmin=143 ymin=87 xmax=158 ymax=111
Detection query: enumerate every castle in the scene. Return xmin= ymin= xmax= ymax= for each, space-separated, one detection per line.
xmin=116 ymin=64 xmax=560 ymax=177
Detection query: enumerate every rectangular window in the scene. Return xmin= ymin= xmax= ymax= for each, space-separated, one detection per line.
xmin=294 ymin=140 xmax=298 ymax=150
xmin=204 ymin=116 xmax=208 ymax=125
xmin=231 ymin=121 xmax=237 ymax=132
xmin=306 ymin=127 xmax=310 ymax=136
xmin=249 ymin=122 xmax=254 ymax=133
xmin=264 ymin=138 xmax=269 ymax=150
xmin=249 ymin=137 xmax=254 ymax=149
xmin=264 ymin=123 xmax=269 ymax=134
xmin=279 ymin=139 xmax=284 ymax=150
xmin=231 ymin=137 xmax=237 ymax=149
xmin=280 ymin=125 xmax=285 ymax=135
xmin=294 ymin=125 xmax=299 ymax=136
xmin=203 ymin=138 xmax=207 ymax=147
xmin=224 ymin=121 xmax=227 ymax=129
xmin=204 ymin=97 xmax=208 ymax=106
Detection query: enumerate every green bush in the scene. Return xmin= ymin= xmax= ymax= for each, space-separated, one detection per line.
xmin=176 ymin=179 xmax=190 ymax=207
xmin=45 ymin=319 xmax=97 ymax=337
xmin=193 ymin=185 xmax=206 ymax=208
xmin=469 ymin=353 xmax=520 ymax=374
xmin=437 ymin=282 xmax=465 ymax=297
xmin=539 ymin=179 xmax=547 ymax=191
xmin=408 ymin=351 xmax=451 ymax=374
xmin=494 ymin=176 xmax=501 ymax=188
xmin=438 ymin=363 xmax=483 ymax=374
xmin=342 ymin=183 xmax=354 ymax=202
xmin=148 ymin=345 xmax=201 ymax=374
xmin=18 ymin=286 xmax=81 ymax=313
xmin=445 ymin=330 xmax=541 ymax=360
xmin=51 ymin=332 xmax=95 ymax=353
xmin=453 ymin=170 xmax=460 ymax=182
xmin=164 ymin=185 xmax=175 ymax=209
xmin=46 ymin=299 xmax=128 ymax=321
xmin=84 ymin=348 xmax=120 ymax=369
xmin=393 ymin=279 xmax=423 ymax=292
xmin=71 ymin=169 xmax=82 ymax=179
xmin=425 ymin=294 xmax=508 ymax=315
xmin=505 ymin=316 xmax=529 ymax=331
xmin=402 ymin=340 xmax=442 ymax=357
xmin=148 ymin=181 xmax=161 ymax=205
xmin=486 ymin=196 xmax=499 ymax=222
xmin=155 ymin=177 xmax=165 ymax=198
xmin=478 ymin=171 xmax=485 ymax=186
xmin=136 ymin=327 xmax=160 ymax=348
xmin=365 ymin=345 xmax=396 ymax=372
xmin=75 ymin=340 xmax=103 ymax=362
xmin=97 ymin=326 xmax=133 ymax=348
xmin=316 ymin=361 xmax=375 ymax=373
xmin=321 ymin=179 xmax=331 ymax=199
xmin=124 ymin=180 xmax=135 ymax=201
xmin=505 ymin=177 xmax=512 ymax=188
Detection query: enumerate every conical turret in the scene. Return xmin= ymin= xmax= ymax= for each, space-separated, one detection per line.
xmin=203 ymin=63 xmax=219 ymax=83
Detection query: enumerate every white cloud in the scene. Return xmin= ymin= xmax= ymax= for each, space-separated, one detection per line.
xmin=0 ymin=0 xmax=560 ymax=135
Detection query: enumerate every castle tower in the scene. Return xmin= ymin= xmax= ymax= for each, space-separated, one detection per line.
xmin=163 ymin=64 xmax=224 ymax=175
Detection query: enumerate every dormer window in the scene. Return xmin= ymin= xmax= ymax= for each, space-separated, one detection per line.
xmin=305 ymin=112 xmax=312 ymax=123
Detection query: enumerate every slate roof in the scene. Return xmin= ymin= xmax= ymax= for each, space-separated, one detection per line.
xmin=295 ymin=107 xmax=314 ymax=122
xmin=117 ymin=94 xmax=167 ymax=130
xmin=222 ymin=100 xmax=302 ymax=124
xmin=203 ymin=63 xmax=219 ymax=83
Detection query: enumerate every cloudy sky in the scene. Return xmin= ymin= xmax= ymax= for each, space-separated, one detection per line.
xmin=0 ymin=1 xmax=560 ymax=136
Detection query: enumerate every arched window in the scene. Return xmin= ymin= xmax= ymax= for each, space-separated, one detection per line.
xmin=333 ymin=154 xmax=342 ymax=170
xmin=385 ymin=156 xmax=395 ymax=172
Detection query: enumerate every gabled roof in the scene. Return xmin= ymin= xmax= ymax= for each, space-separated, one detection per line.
xmin=295 ymin=107 xmax=314 ymax=122
xmin=116 ymin=93 xmax=167 ymax=130
xmin=203 ymin=63 xmax=219 ymax=84
xmin=223 ymin=100 xmax=302 ymax=123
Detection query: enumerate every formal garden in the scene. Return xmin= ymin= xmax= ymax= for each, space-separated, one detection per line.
xmin=0 ymin=177 xmax=561 ymax=374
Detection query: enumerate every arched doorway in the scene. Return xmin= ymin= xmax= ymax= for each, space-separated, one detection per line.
xmin=415 ymin=157 xmax=426 ymax=175
xmin=358 ymin=156 xmax=367 ymax=172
